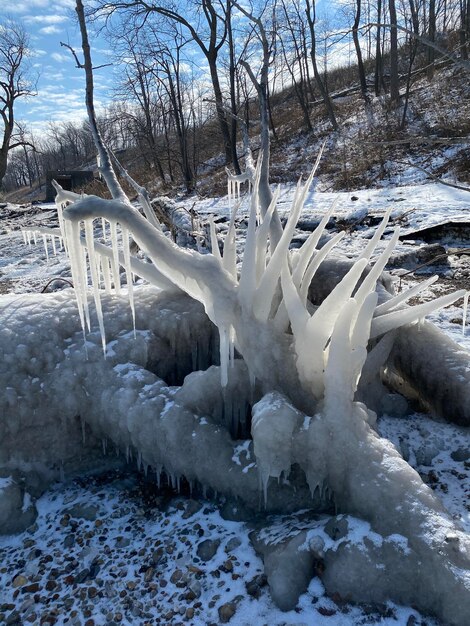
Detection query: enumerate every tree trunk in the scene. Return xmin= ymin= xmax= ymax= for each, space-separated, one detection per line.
xmin=352 ymin=0 xmax=369 ymax=102
xmin=375 ymin=0 xmax=384 ymax=95
xmin=305 ymin=0 xmax=338 ymax=130
xmin=427 ymin=0 xmax=436 ymax=78
xmin=388 ymin=0 xmax=400 ymax=103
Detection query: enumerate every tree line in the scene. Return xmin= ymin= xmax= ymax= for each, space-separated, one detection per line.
xmin=2 ymin=0 xmax=470 ymax=193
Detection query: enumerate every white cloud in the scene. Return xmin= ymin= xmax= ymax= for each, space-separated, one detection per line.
xmin=1 ymin=0 xmax=49 ymax=14
xmin=39 ymin=25 xmax=63 ymax=35
xmin=51 ymin=52 xmax=71 ymax=63
xmin=25 ymin=15 xmax=68 ymax=25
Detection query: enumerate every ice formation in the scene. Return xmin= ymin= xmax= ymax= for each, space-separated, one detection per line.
xmin=10 ymin=164 xmax=470 ymax=625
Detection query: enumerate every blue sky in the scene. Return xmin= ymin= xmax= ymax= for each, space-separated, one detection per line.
xmin=4 ymin=0 xmax=347 ymax=136
xmin=3 ymin=0 xmax=113 ymax=134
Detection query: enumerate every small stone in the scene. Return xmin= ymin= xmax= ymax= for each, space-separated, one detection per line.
xmin=22 ymin=583 xmax=40 ymax=593
xmin=185 ymin=607 xmax=195 ymax=619
xmin=196 ymin=539 xmax=220 ymax=562
xmin=63 ymin=534 xmax=75 ymax=549
xmin=66 ymin=504 xmax=99 ymax=521
xmin=144 ymin=567 xmax=154 ymax=583
xmin=12 ymin=575 xmax=28 ymax=588
xmin=324 ymin=516 xmax=349 ymax=541
xmin=87 ymin=587 xmax=98 ymax=599
xmin=74 ymin=569 xmax=90 ymax=584
xmin=246 ymin=573 xmax=267 ymax=598
xmin=126 ymin=581 xmax=136 ymax=591
xmin=224 ymin=537 xmax=241 ymax=553
xmin=6 ymin=610 xmax=21 ymax=625
xmin=170 ymin=569 xmax=183 ymax=584
xmin=182 ymin=500 xmax=202 ymax=519
xmin=220 ymin=559 xmax=233 ymax=573
xmin=218 ymin=602 xmax=236 ymax=623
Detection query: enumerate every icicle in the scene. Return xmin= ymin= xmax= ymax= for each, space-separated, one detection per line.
xmin=101 ymin=256 xmax=112 ymax=294
xmin=209 ymin=216 xmax=222 ymax=262
xmin=252 ymin=167 xmax=318 ymax=321
xmin=42 ymin=235 xmax=49 ymax=261
xmin=219 ymin=326 xmax=229 ymax=387
xmin=254 ymin=186 xmax=281 ymax=284
xmin=126 ymin=445 xmax=130 ymax=463
xmin=299 ymin=232 xmax=345 ymax=304
xmin=102 ymin=439 xmax=107 ymax=455
xmin=222 ymin=202 xmax=239 ymax=279
xmin=137 ymin=451 xmax=142 ymax=470
xmin=359 ymin=206 xmax=393 ymax=262
xmin=121 ymin=226 xmax=136 ymax=334
xmin=370 ymin=289 xmax=466 ymax=339
xmin=239 ymin=183 xmax=261 ymax=308
xmin=292 ymin=196 xmax=339 ymax=288
xmin=65 ymin=219 xmax=90 ymax=334
xmin=85 ymin=219 xmax=106 ymax=354
xmin=22 ymin=230 xmax=27 ymax=245
xmin=110 ymin=221 xmax=121 ymax=292
xmin=463 ymin=292 xmax=469 ymax=336
xmin=375 ymin=275 xmax=439 ymax=316
xmin=33 ymin=231 xmax=38 ymax=244
xmin=102 ymin=217 xmax=107 ymax=241
xmin=81 ymin=416 xmax=86 ymax=445
xmin=229 ymin=325 xmax=235 ymax=367
xmin=51 ymin=235 xmax=57 ymax=256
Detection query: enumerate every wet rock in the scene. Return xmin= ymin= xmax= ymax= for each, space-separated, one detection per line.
xmin=196 ymin=539 xmax=220 ymax=562
xmin=63 ymin=534 xmax=75 ymax=549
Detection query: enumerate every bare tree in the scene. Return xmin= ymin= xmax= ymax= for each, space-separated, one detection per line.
xmin=0 ymin=20 xmax=35 ymax=189
xmin=92 ymin=0 xmax=240 ymax=172
xmin=305 ymin=0 xmax=338 ymax=130
xmin=232 ymin=0 xmax=283 ymax=245
xmin=352 ymin=0 xmax=369 ymax=101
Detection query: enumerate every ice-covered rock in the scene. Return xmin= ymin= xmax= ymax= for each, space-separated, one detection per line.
xmin=0 ymin=474 xmax=37 ymax=535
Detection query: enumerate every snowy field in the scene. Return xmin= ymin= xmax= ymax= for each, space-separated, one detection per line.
xmin=0 ymin=182 xmax=469 ymax=625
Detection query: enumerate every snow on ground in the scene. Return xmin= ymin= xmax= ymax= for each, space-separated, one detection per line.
xmin=0 ymin=183 xmax=469 ymax=625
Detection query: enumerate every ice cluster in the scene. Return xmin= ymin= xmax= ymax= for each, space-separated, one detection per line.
xmin=2 ymin=163 xmax=468 ymax=624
